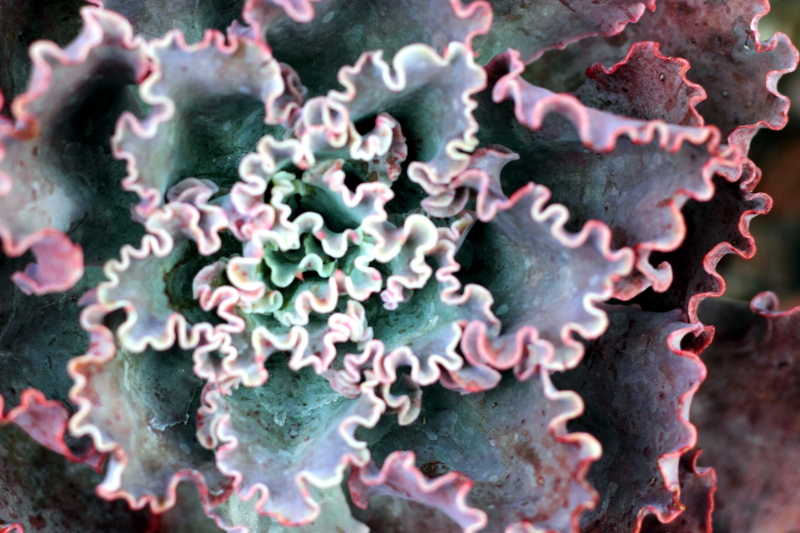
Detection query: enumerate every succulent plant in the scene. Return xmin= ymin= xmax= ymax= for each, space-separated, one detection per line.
xmin=0 ymin=0 xmax=797 ymax=532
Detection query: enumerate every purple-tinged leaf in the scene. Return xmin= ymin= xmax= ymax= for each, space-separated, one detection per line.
xmin=0 ymin=7 xmax=149 ymax=293
xmin=574 ymin=41 xmax=706 ymax=127
xmin=635 ymin=159 xmax=769 ymax=321
xmin=526 ymin=0 xmax=800 ymax=151
xmin=693 ymin=293 xmax=800 ymax=531
xmin=198 ymin=366 xmax=384 ymax=526
xmin=553 ymin=307 xmax=706 ymax=532
xmin=68 ymin=302 xmax=231 ymax=512
xmin=0 ymin=392 xmax=152 ymax=532
xmin=476 ymin=50 xmax=739 ymax=298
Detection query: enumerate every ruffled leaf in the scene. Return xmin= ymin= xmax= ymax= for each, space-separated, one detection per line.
xmin=264 ymin=0 xmax=491 ymax=95
xmin=209 ymin=485 xmax=369 ymax=533
xmin=68 ymin=303 xmax=230 ymax=512
xmin=0 ymin=394 xmax=152 ymax=532
xmin=363 ymin=372 xmax=600 ymax=533
xmin=634 ymin=159 xmax=769 ymax=320
xmin=113 ymin=28 xmax=293 ymax=219
xmin=553 ymin=307 xmax=706 ymax=532
xmin=476 ymin=50 xmax=738 ymax=297
xmin=349 ymin=450 xmax=487 ymax=533
xmin=455 ymin=181 xmax=632 ymax=375
xmin=325 ymin=42 xmax=486 ymax=186
xmin=640 ymin=450 xmax=716 ymax=533
xmin=0 ymin=7 xmax=148 ymax=292
xmin=526 ymin=0 xmax=800 ymax=151
xmin=198 ymin=362 xmax=384 ymax=526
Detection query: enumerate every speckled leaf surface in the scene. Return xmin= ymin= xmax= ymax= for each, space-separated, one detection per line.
xmin=88 ymin=0 xmax=242 ymax=43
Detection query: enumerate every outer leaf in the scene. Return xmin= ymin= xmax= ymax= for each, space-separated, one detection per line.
xmin=574 ymin=41 xmax=706 ymax=127
xmin=0 ymin=7 xmax=148 ymax=293
xmin=526 ymin=0 xmax=800 ymax=151
xmin=363 ymin=372 xmax=600 ymax=533
xmin=634 ymin=159 xmax=769 ymax=321
xmin=0 ymin=394 xmax=152 ymax=532
xmin=0 ymin=0 xmax=84 ymax=101
xmin=640 ymin=450 xmax=716 ymax=533
xmin=0 ymin=261 xmax=105 ymax=410
xmin=0 ymin=389 xmax=103 ymax=470
xmin=244 ymin=0 xmax=326 ymax=30
xmin=693 ymin=294 xmax=800 ymax=532
xmin=552 ymin=307 xmax=705 ymax=532
xmin=476 ymin=51 xmax=738 ymax=297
